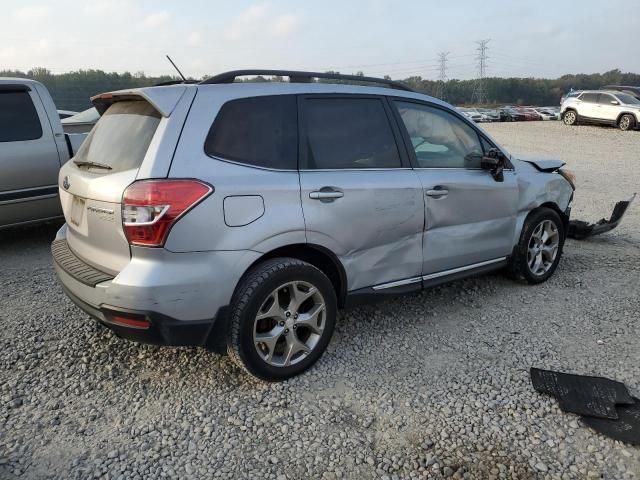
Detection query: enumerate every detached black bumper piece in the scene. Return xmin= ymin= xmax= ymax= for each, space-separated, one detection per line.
xmin=568 ymin=194 xmax=635 ymax=240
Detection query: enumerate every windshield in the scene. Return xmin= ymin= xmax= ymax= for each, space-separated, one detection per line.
xmin=615 ymin=93 xmax=640 ymax=105
xmin=73 ymin=100 xmax=161 ymax=172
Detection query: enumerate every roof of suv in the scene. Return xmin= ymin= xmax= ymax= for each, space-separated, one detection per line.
xmin=93 ymin=81 xmax=449 ymax=117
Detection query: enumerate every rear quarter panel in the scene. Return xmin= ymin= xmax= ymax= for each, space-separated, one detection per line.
xmin=164 ymin=87 xmax=305 ymax=253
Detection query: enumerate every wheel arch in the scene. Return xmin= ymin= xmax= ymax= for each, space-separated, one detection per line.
xmin=533 ymin=202 xmax=569 ymax=237
xmin=244 ymin=244 xmax=348 ymax=308
xmin=616 ymin=112 xmax=636 ymax=126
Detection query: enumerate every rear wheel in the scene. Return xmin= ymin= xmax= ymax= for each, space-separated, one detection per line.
xmin=508 ymin=208 xmax=565 ymax=284
xmin=563 ymin=110 xmax=577 ymax=126
xmin=619 ymin=114 xmax=635 ymax=131
xmin=227 ymin=258 xmax=337 ymax=381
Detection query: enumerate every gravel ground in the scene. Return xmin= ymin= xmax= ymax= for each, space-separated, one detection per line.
xmin=1 ymin=121 xmax=639 ymax=479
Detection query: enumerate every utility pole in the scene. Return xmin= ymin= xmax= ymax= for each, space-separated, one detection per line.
xmin=471 ymin=39 xmax=490 ymax=105
xmin=435 ymin=52 xmax=449 ymax=100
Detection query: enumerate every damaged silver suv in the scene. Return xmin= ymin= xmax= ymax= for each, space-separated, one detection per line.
xmin=53 ymin=70 xmax=578 ymax=381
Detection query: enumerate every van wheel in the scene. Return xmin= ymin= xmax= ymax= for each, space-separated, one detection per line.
xmin=619 ymin=114 xmax=634 ymax=131
xmin=227 ymin=258 xmax=337 ymax=381
xmin=563 ymin=110 xmax=577 ymax=126
xmin=508 ymin=208 xmax=565 ymax=284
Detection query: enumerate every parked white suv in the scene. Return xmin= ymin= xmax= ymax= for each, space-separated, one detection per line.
xmin=561 ymin=90 xmax=640 ymax=131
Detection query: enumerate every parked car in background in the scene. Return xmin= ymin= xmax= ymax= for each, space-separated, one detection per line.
xmin=561 ymin=90 xmax=640 ymax=130
xmin=498 ymin=107 xmax=526 ymax=122
xmin=52 ymin=69 xmax=575 ymax=381
xmin=600 ymin=85 xmax=640 ymax=101
xmin=456 ymin=107 xmax=483 ymax=122
xmin=0 ymin=78 xmax=87 ymax=229
xmin=533 ymin=108 xmax=558 ymax=121
xmin=515 ymin=107 xmax=542 ymax=121
xmin=57 ymin=109 xmax=78 ymax=119
xmin=61 ymin=107 xmax=100 ymax=134
xmin=478 ymin=108 xmax=500 ymax=122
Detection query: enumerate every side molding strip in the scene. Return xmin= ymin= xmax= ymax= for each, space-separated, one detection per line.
xmin=371 ymin=257 xmax=508 ymax=291
xmin=422 ymin=257 xmax=507 ymax=281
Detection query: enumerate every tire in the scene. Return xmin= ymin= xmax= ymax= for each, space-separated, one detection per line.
xmin=227 ymin=257 xmax=337 ymax=381
xmin=618 ymin=114 xmax=635 ymax=131
xmin=508 ymin=208 xmax=565 ymax=285
xmin=563 ymin=110 xmax=577 ymax=126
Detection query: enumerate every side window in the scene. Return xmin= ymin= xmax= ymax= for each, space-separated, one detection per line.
xmin=480 ymin=136 xmax=494 ymax=154
xmin=0 ymin=91 xmax=43 ymax=142
xmin=393 ymin=101 xmax=483 ymax=168
xmin=303 ymin=98 xmax=401 ymax=169
xmin=204 ymin=95 xmax=297 ymax=169
xmin=597 ymin=94 xmax=614 ymax=105
xmin=581 ymin=93 xmax=598 ymax=103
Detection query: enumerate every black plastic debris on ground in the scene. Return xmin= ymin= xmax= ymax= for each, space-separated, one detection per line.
xmin=530 ymin=368 xmax=634 ymax=419
xmin=582 ymin=398 xmax=640 ymax=446
xmin=530 ymin=368 xmax=640 ymax=445
xmin=568 ymin=193 xmax=636 ymax=240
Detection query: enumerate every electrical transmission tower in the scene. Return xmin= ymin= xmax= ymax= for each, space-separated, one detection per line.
xmin=435 ymin=52 xmax=449 ymax=100
xmin=471 ymin=39 xmax=490 ymax=105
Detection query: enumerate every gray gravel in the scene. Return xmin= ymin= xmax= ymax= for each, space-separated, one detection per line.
xmin=2 ymin=121 xmax=639 ymax=479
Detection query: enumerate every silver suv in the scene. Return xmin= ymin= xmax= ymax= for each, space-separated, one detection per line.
xmin=52 ymin=70 xmax=575 ymax=381
xmin=561 ymin=90 xmax=640 ymax=131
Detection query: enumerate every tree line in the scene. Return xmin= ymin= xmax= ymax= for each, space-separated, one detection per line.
xmin=1 ymin=67 xmax=638 ymax=111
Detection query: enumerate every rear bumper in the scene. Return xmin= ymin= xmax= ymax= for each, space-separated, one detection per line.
xmin=52 ymin=223 xmax=260 ymax=347
xmin=60 ymin=281 xmax=217 ymax=346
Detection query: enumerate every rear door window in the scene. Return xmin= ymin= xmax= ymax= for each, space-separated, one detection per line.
xmin=581 ymin=93 xmax=598 ymax=103
xmin=204 ymin=95 xmax=298 ymax=170
xmin=73 ymin=100 xmax=161 ymax=172
xmin=0 ymin=91 xmax=43 ymax=142
xmin=302 ymin=97 xmax=401 ymax=169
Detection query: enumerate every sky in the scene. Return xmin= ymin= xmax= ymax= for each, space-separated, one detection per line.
xmin=1 ymin=0 xmax=638 ymax=80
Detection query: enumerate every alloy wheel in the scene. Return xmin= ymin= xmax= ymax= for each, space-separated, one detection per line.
xmin=527 ymin=219 xmax=560 ymax=276
xmin=620 ymin=116 xmax=631 ymax=131
xmin=563 ymin=111 xmax=576 ymax=125
xmin=253 ymin=281 xmax=326 ymax=367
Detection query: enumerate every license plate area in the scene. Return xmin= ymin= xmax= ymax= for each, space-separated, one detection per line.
xmin=70 ymin=196 xmax=85 ymax=227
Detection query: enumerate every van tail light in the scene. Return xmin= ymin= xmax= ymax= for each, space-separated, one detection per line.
xmin=122 ymin=179 xmax=212 ymax=247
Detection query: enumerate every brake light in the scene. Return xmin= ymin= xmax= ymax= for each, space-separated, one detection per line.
xmin=122 ymin=179 xmax=212 ymax=247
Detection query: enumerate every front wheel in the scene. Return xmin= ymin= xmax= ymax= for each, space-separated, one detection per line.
xmin=619 ymin=114 xmax=635 ymax=131
xmin=563 ymin=110 xmax=577 ymax=126
xmin=227 ymin=258 xmax=337 ymax=381
xmin=508 ymin=208 xmax=565 ymax=284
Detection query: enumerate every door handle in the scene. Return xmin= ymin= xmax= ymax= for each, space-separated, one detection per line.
xmin=309 ymin=190 xmax=344 ymax=200
xmin=426 ymin=188 xmax=449 ymax=197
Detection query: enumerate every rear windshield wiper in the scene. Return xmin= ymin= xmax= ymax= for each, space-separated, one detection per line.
xmin=73 ymin=160 xmax=113 ymax=170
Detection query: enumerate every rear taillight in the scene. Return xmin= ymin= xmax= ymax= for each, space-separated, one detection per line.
xmin=122 ymin=179 xmax=212 ymax=247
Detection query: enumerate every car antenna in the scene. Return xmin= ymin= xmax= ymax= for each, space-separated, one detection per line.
xmin=166 ymin=55 xmax=187 ymax=82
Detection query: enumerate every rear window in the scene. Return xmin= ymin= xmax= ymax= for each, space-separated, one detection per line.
xmin=0 ymin=91 xmax=43 ymax=142
xmin=73 ymin=100 xmax=160 ymax=172
xmin=204 ymin=95 xmax=298 ymax=170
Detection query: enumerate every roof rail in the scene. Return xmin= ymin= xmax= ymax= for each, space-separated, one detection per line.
xmin=199 ymin=69 xmax=415 ymax=92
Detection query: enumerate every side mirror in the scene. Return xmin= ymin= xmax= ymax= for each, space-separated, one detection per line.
xmin=611 ymin=100 xmax=619 ymax=105
xmin=481 ymin=148 xmax=505 ymax=182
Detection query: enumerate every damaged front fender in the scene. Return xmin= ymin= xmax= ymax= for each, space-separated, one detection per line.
xmin=568 ymin=194 xmax=636 ymax=240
